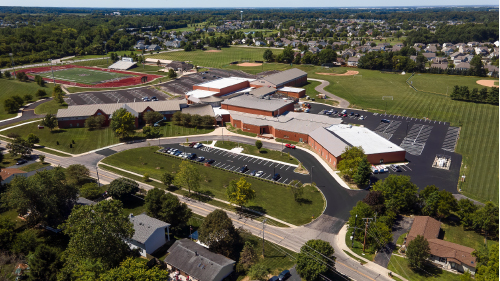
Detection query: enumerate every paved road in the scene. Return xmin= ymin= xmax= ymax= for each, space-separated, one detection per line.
xmin=308 ymin=78 xmax=350 ymax=108
xmin=374 ymin=216 xmax=414 ymax=268
xmin=0 ymin=98 xmax=52 ymax=127
xmin=0 ymin=134 xmax=393 ymax=281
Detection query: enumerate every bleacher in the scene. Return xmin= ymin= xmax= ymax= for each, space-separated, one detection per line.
xmin=108 ymin=60 xmax=137 ymax=70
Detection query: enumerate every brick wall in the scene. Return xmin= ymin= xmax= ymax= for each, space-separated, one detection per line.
xmin=308 ymin=135 xmax=341 ymax=168
xmin=277 ymin=88 xmax=306 ymax=98
xmin=366 ymin=151 xmax=406 ymax=165
xmin=222 ymin=103 xmax=295 ymax=117
xmin=193 ymin=81 xmax=250 ymax=95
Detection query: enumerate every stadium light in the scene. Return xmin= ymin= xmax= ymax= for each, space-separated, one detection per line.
xmin=48 ymin=59 xmax=56 ymax=84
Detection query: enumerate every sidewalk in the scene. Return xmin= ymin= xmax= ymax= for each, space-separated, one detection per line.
xmin=337 ymin=224 xmax=409 ymax=281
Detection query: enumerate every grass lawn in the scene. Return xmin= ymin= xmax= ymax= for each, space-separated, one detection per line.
xmin=215 ymin=141 xmax=299 ymax=165
xmin=440 ymin=220 xmax=498 ymax=250
xmin=18 ymin=162 xmax=50 ymax=172
xmin=0 ymin=153 xmax=23 ymax=168
xmin=225 ymin=62 xmax=292 ymax=75
xmin=2 ymin=122 xmax=214 ymax=155
xmin=0 ymin=78 xmax=54 ymax=120
xmin=37 ymin=67 xmax=132 ymax=85
xmin=307 ymin=67 xmax=499 ymax=203
xmin=388 ymin=255 xmax=461 ymax=281
xmin=147 ymin=47 xmax=284 ymax=69
xmin=101 ymin=146 xmax=325 ymax=225
xmin=121 ymin=195 xmax=147 ymax=216
xmin=300 ymin=80 xmax=339 ymax=106
xmin=35 ymin=100 xmax=68 ymax=115
xmin=344 ymin=230 xmax=375 ymax=261
xmin=65 ymin=77 xmax=166 ymax=93
xmin=226 ymin=123 xmax=258 ymax=137
xmin=0 ymin=209 xmax=24 ymax=229
xmin=35 ymin=147 xmax=72 ymax=157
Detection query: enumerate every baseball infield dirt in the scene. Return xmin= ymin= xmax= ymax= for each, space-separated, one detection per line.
xmin=476 ymin=79 xmax=499 ymax=87
xmin=237 ymin=62 xmax=262 ymax=66
xmin=316 ymin=70 xmax=360 ymax=76
xmin=204 ymin=50 xmax=222 ymax=53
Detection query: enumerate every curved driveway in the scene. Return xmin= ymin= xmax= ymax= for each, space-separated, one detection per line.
xmin=0 ymin=98 xmax=52 ymax=127
xmin=308 ymin=78 xmax=350 ymax=108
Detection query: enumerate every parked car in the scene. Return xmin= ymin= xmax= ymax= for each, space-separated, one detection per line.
xmin=16 ymin=159 xmax=27 ymax=165
xmin=381 ymin=119 xmax=390 ymax=123
xmin=142 ymin=97 xmax=150 ymax=101
xmin=174 ymin=151 xmax=182 ymax=156
xmin=341 ymin=109 xmax=347 ymax=114
xmin=354 ymin=113 xmax=360 ymax=117
xmin=350 ymin=112 xmax=354 ymax=116
xmin=304 ymin=108 xmax=310 ymax=113
xmin=239 ymin=165 xmax=249 ymax=173
xmin=206 ymin=159 xmax=215 ymax=164
xmin=285 ymin=144 xmax=296 ymax=149
xmin=359 ymin=116 xmax=365 ymax=120
xmin=180 ymin=152 xmax=188 ymax=158
xmin=194 ymin=143 xmax=203 ymax=149
xmin=333 ymin=110 xmax=338 ymax=114
xmin=249 ymin=170 xmax=257 ymax=176
xmin=255 ymin=171 xmax=264 ymax=177
xmin=272 ymin=173 xmax=281 ymax=181
xmin=268 ymin=277 xmax=279 ymax=281
xmin=189 ymin=142 xmax=197 ymax=147
xmin=278 ymin=270 xmax=291 ymax=281
xmin=196 ymin=156 xmax=205 ymax=162
xmin=390 ymin=164 xmax=402 ymax=172
xmin=187 ymin=153 xmax=197 ymax=160
xmin=151 ymin=96 xmax=158 ymax=101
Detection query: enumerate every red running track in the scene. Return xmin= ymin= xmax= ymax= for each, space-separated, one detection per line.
xmin=17 ymin=65 xmax=163 ymax=88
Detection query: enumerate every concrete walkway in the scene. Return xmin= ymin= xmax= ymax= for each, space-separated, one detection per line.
xmin=337 ymin=224 xmax=409 ymax=281
xmin=308 ymin=78 xmax=350 ymax=108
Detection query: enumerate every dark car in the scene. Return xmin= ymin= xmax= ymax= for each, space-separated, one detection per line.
xmin=188 ymin=153 xmax=197 ymax=160
xmin=249 ymin=170 xmax=257 ymax=176
xmin=333 ymin=110 xmax=338 ymax=114
xmin=239 ymin=165 xmax=249 ymax=173
xmin=278 ymin=270 xmax=291 ymax=281
xmin=350 ymin=112 xmax=354 ymax=116
xmin=391 ymin=164 xmax=402 ymax=172
xmin=355 ymin=113 xmax=360 ymax=117
xmin=151 ymin=96 xmax=158 ymax=101
xmin=196 ymin=156 xmax=205 ymax=162
xmin=272 ymin=173 xmax=281 ymax=181
xmin=381 ymin=119 xmax=390 ymax=123
xmin=268 ymin=277 xmax=279 ymax=281
xmin=16 ymin=159 xmax=27 ymax=165
xmin=206 ymin=159 xmax=215 ymax=164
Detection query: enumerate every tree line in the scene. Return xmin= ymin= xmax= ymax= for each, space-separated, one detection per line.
xmin=404 ymin=22 xmax=499 ymax=45
xmin=450 ymin=85 xmax=499 ymax=105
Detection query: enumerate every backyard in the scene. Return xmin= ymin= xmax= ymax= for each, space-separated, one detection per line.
xmin=388 ymin=255 xmax=462 ymax=281
xmin=100 ymin=146 xmax=325 ymax=225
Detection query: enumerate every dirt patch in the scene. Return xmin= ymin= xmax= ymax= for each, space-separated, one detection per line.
xmin=316 ymin=70 xmax=359 ymax=76
xmin=204 ymin=50 xmax=222 ymax=53
xmin=476 ymin=79 xmax=499 ymax=87
xmin=237 ymin=62 xmax=262 ymax=67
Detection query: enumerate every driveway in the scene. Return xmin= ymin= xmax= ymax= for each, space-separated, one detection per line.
xmin=0 ymin=98 xmax=51 ymax=127
xmin=374 ymin=216 xmax=414 ymax=268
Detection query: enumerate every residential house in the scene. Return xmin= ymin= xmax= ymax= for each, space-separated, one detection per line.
xmin=134 ymin=43 xmax=146 ymax=50
xmin=485 ymin=64 xmax=499 ymax=76
xmin=165 ymin=40 xmax=181 ymax=48
xmin=442 ymin=43 xmax=454 ymax=48
xmin=441 ymin=47 xmax=455 ymax=56
xmin=432 ymin=57 xmax=448 ymax=64
xmin=255 ymin=41 xmax=266 ymax=46
xmin=342 ymin=49 xmax=356 ymax=58
xmin=413 ymin=43 xmax=425 ymax=49
xmin=475 ymin=47 xmax=489 ymax=56
xmin=0 ymin=168 xmax=27 ymax=184
xmin=409 ymin=55 xmax=417 ymax=62
xmin=351 ymin=40 xmax=361 ymax=47
xmin=422 ymin=53 xmax=436 ymax=61
xmin=430 ymin=63 xmax=448 ymax=70
xmin=403 ymin=216 xmax=477 ymax=274
xmin=309 ymin=47 xmax=320 ymax=54
xmin=164 ymin=239 xmax=235 ymax=281
xmin=347 ymin=57 xmax=360 ymax=67
xmin=127 ymin=214 xmax=171 ymax=257
xmin=147 ymin=45 xmax=161 ymax=51
xmin=425 ymin=45 xmax=437 ymax=53
xmin=467 ymin=42 xmax=479 ymax=47
xmin=455 ymin=62 xmax=471 ymax=71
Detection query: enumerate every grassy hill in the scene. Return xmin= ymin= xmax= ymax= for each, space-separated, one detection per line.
xmin=0 ymin=78 xmax=54 ymax=120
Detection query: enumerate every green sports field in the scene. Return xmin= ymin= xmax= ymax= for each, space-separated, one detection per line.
xmin=147 ymin=46 xmax=284 ymax=68
xmin=37 ymin=67 xmax=132 ymax=85
xmin=307 ymin=68 xmax=498 ymax=202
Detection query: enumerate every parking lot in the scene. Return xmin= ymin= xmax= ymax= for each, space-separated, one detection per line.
xmin=161 ymin=68 xmax=257 ymax=95
xmin=308 ymin=103 xmax=462 ymax=193
xmin=160 ymin=143 xmax=310 ymax=185
xmin=65 ymin=87 xmax=170 ymax=106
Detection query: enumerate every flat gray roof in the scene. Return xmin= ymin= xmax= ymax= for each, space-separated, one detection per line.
xmin=181 ymin=104 xmax=215 ymax=117
xmin=249 ymin=87 xmax=276 ymax=97
xmin=309 ymin=127 xmax=348 ymax=157
xmin=222 ymin=95 xmax=294 ymax=112
xmin=263 ymin=68 xmax=307 ymax=86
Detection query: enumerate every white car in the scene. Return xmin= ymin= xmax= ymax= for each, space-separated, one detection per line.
xmin=359 ymin=116 xmax=365 ymax=120
xmin=255 ymin=171 xmax=264 ymax=177
xmin=194 ymin=143 xmax=203 ymax=149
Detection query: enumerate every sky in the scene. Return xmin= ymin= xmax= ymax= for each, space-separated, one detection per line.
xmin=3 ymin=0 xmax=499 ymax=8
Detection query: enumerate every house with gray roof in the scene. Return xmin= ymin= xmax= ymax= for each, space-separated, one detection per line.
xmin=127 ymin=214 xmax=170 ymax=257
xmin=164 ymin=239 xmax=235 ymax=281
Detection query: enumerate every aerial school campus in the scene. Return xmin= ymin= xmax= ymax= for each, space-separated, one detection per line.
xmin=0 ymin=6 xmax=498 ymax=281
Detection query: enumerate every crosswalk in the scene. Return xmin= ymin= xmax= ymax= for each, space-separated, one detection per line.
xmin=400 ymin=124 xmax=433 ymax=156
xmin=442 ymin=127 xmax=460 ymax=152
xmin=374 ymin=120 xmax=401 ymax=140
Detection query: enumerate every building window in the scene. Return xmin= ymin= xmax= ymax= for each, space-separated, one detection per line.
xmin=77 ymin=123 xmax=80 ymax=127
xmin=97 ymin=112 xmax=102 ymax=115
xmin=70 ymin=124 xmax=73 ymax=127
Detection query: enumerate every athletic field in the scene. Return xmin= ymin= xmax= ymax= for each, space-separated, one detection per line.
xmin=37 ymin=67 xmax=132 ymax=85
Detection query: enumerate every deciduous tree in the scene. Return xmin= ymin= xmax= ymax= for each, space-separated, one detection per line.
xmin=66 ymin=164 xmax=90 ymax=186
xmin=110 ymin=108 xmax=136 ymax=139
xmin=406 ymin=235 xmax=430 ymax=269
xmin=107 ymin=178 xmax=139 ymax=199
xmin=372 ymin=175 xmax=418 ymax=213
xmin=296 ymin=239 xmax=335 ymax=281
xmin=174 ymin=160 xmax=201 ymax=194
xmin=42 ymin=113 xmax=58 ymax=131
xmin=98 ymin=258 xmax=169 ymax=281
xmin=255 ymin=140 xmax=262 ymax=152
xmin=337 ymin=146 xmax=366 ymax=181
xmin=27 ymin=245 xmax=62 ymax=281
xmin=7 ymin=137 xmax=33 ymax=158
xmin=226 ymin=177 xmax=256 ymax=208
xmin=143 ymin=111 xmax=163 ymax=125
xmin=198 ymin=209 xmax=240 ymax=258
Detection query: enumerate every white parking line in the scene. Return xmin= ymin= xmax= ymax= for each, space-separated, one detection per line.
xmin=265 ymin=174 xmax=272 ymax=179
xmin=282 ymin=179 xmax=288 ymax=184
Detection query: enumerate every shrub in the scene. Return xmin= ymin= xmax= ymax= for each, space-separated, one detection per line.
xmin=39 ymin=155 xmax=45 ymax=163
xmin=80 ymin=183 xmax=102 ymax=200
xmin=23 ymin=94 xmax=33 ymax=103
xmin=143 ymin=173 xmax=150 ymax=182
xmin=56 ymin=141 xmax=59 ymax=145
xmin=69 ymin=143 xmax=72 ymax=148
xmin=7 ymin=133 xmax=20 ymax=139
xmin=27 ymin=133 xmax=40 ymax=144
xmin=72 ymin=140 xmax=75 ymax=144
xmin=35 ymin=89 xmax=47 ymax=98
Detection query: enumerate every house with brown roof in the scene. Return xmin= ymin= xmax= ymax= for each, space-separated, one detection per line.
xmin=0 ymin=168 xmax=27 ymax=184
xmin=403 ymin=216 xmax=477 ymax=275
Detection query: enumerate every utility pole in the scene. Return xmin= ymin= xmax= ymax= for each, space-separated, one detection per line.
xmin=262 ymin=218 xmax=267 ymax=257
xmin=362 ymin=218 xmax=373 ymax=252
xmin=95 ymin=167 xmax=101 ymax=187
xmin=350 ymin=214 xmax=358 ymax=248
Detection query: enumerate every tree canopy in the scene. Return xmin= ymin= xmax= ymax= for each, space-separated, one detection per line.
xmin=296 ymin=239 xmax=335 ymax=281
xmin=110 ymin=108 xmax=136 ymax=139
xmin=198 ymin=209 xmax=240 ymax=259
xmin=372 ymin=175 xmax=418 ymax=213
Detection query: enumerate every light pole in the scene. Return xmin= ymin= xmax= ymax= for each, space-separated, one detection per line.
xmin=103 ymin=41 xmax=108 ymax=65
xmin=48 ymin=59 xmax=56 ymax=84
xmin=310 ymin=166 xmax=314 ymax=185
xmin=9 ymin=53 xmax=16 ymax=78
xmin=96 ymin=167 xmax=101 ymax=187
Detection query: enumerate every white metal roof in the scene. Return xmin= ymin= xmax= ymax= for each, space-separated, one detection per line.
xmin=326 ymin=124 xmax=405 ymax=155
xmin=185 ymin=89 xmax=217 ymax=98
xmin=213 ymin=107 xmax=230 ymax=116
xmin=279 ymin=86 xmax=304 ymax=93
xmin=195 ymin=77 xmax=255 ymax=89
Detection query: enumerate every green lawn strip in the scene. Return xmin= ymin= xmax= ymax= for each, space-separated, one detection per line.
xmin=440 ymin=220 xmax=499 ymax=250
xmin=98 ymin=163 xmax=288 ymax=227
xmin=396 ymin=232 xmax=407 ymax=245
xmin=301 ymin=80 xmax=339 ymax=106
xmin=343 ymin=250 xmax=367 ymax=265
xmin=344 ymin=230 xmax=375 ymax=261
xmin=275 ymin=138 xmax=299 ymax=145
xmin=0 ymin=118 xmax=42 ymax=130
xmin=18 ymin=162 xmax=50 ymax=172
xmin=214 ymin=141 xmax=298 ymax=165
xmin=35 ymin=100 xmax=68 ymax=115
xmin=226 ymin=123 xmax=258 ymax=137
xmin=35 ymin=147 xmax=73 ymax=157
xmin=100 ymin=146 xmax=324 ymax=225
xmin=0 ymin=78 xmax=54 ymax=120
xmin=388 ymin=255 xmax=461 ymax=281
